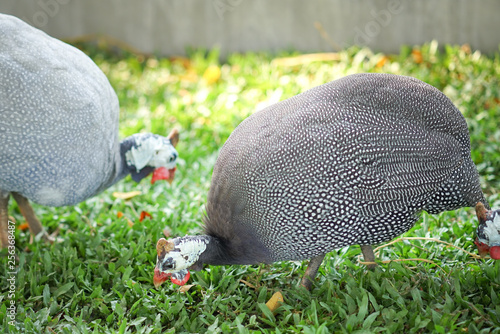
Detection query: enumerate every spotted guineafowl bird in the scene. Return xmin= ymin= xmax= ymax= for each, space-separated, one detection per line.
xmin=154 ymin=72 xmax=499 ymax=290
xmin=0 ymin=14 xmax=179 ymax=248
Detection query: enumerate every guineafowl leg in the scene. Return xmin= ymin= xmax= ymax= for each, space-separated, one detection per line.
xmin=0 ymin=192 xmax=10 ymax=248
xmin=300 ymin=254 xmax=326 ymax=290
xmin=360 ymin=245 xmax=377 ymax=269
xmin=11 ymin=192 xmax=51 ymax=242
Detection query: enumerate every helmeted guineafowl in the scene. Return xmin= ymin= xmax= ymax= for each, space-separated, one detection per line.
xmin=475 ymin=203 xmax=500 ymax=260
xmin=153 ymin=72 xmax=499 ymax=290
xmin=0 ymin=14 xmax=179 ymax=248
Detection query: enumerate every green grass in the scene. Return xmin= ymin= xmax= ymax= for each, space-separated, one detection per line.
xmin=1 ymin=42 xmax=500 ymax=333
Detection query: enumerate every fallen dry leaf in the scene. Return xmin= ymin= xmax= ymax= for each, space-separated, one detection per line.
xmin=412 ymin=49 xmax=423 ymax=64
xmin=112 ymin=191 xmax=142 ymax=200
xmin=239 ymin=279 xmax=257 ymax=289
xmin=376 ymin=55 xmax=389 ymax=68
xmin=203 ymin=65 xmax=221 ymax=84
xmin=18 ymin=223 xmax=29 ymax=231
xmin=265 ymin=291 xmax=284 ymax=313
xmin=117 ymin=212 xmax=135 ymax=227
xmin=139 ymin=211 xmax=152 ymax=222
xmin=179 ymin=284 xmax=195 ymax=293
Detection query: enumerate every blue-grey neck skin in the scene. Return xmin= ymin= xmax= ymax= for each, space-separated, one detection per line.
xmin=107 ymin=135 xmax=155 ymax=187
xmin=193 ymin=231 xmax=272 ymax=266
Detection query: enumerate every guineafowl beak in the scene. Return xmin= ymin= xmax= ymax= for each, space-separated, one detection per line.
xmin=169 ymin=269 xmax=190 ymax=286
xmin=153 ymin=266 xmax=190 ymax=288
xmin=474 ymin=238 xmax=490 ymax=258
xmin=153 ymin=267 xmax=171 ymax=288
xmin=151 ymin=167 xmax=176 ymax=184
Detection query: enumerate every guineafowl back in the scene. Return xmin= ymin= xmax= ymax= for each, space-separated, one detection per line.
xmin=205 ymin=73 xmax=485 ymax=262
xmin=0 ymin=15 xmax=120 ymax=206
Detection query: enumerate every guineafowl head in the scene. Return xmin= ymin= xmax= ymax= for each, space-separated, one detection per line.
xmin=153 ymin=236 xmax=209 ymax=287
xmin=475 ymin=203 xmax=500 ymax=260
xmin=122 ymin=133 xmax=178 ymax=184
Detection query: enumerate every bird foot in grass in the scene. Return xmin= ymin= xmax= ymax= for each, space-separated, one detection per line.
xmin=299 ymin=254 xmax=326 ymax=291
xmin=300 ymin=276 xmax=314 ymax=291
xmin=28 ymin=226 xmax=61 ymax=245
xmin=365 ymin=263 xmax=377 ymax=270
xmin=360 ymin=245 xmax=377 ymax=270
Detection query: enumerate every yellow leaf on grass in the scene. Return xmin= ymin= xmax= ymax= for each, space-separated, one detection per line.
xmin=179 ymin=284 xmax=195 ymax=293
xmin=265 ymin=291 xmax=284 ymax=313
xmin=203 ymin=65 xmax=221 ymax=84
xmin=240 ymin=279 xmax=257 ymax=289
xmin=117 ymin=211 xmax=134 ymax=227
xmin=112 ymin=191 xmax=142 ymax=200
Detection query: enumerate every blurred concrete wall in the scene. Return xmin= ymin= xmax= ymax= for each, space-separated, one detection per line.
xmin=1 ymin=0 xmax=499 ymax=56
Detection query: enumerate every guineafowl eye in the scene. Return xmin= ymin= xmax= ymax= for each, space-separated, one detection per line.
xmin=163 ymin=263 xmax=174 ymax=270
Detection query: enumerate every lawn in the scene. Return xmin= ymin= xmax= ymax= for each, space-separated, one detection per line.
xmin=1 ymin=42 xmax=500 ymax=333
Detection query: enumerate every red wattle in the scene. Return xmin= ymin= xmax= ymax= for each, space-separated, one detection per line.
xmin=170 ymin=270 xmax=190 ymax=286
xmin=151 ymin=167 xmax=176 ymax=184
xmin=474 ymin=239 xmax=490 ymax=257
xmin=490 ymin=246 xmax=500 ymax=260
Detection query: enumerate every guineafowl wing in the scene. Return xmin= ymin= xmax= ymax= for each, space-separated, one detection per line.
xmin=337 ymin=115 xmax=464 ymax=216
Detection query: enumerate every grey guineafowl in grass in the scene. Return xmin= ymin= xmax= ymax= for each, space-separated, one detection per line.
xmin=0 ymin=14 xmax=179 ymax=248
xmin=154 ymin=72 xmax=500 ymax=290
